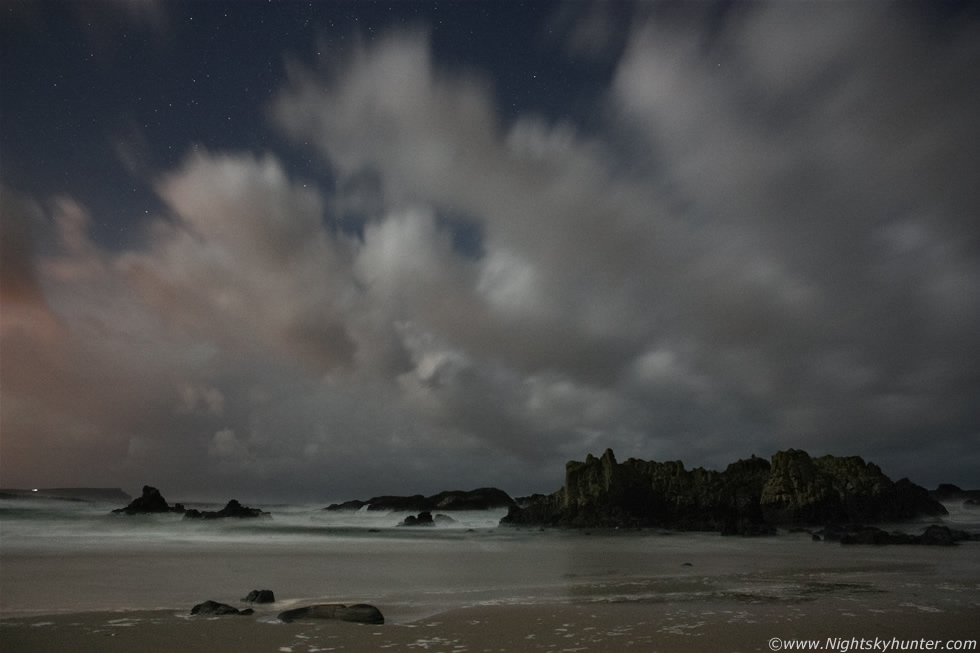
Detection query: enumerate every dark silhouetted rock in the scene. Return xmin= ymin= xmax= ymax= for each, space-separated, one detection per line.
xmin=830 ymin=523 xmax=976 ymax=546
xmin=325 ymin=488 xmax=517 ymax=513
xmin=503 ymin=449 xmax=773 ymax=532
xmin=277 ymin=604 xmax=384 ymax=624
xmin=760 ymin=451 xmax=946 ymax=525
xmin=190 ymin=600 xmax=254 ymax=616
xmin=931 ymin=483 xmax=964 ymax=501
xmin=325 ymin=499 xmax=368 ymax=511
xmin=930 ymin=484 xmax=980 ymax=505
xmin=919 ymin=525 xmax=957 ymax=546
xmin=501 ymin=449 xmax=947 ymax=533
xmin=398 ymin=511 xmax=435 ymax=527
xmin=112 ymin=486 xmax=182 ymax=515
xmin=183 ymin=499 xmax=269 ymax=520
xmin=242 ymin=589 xmax=275 ymax=604
xmin=429 ymin=488 xmax=517 ymax=511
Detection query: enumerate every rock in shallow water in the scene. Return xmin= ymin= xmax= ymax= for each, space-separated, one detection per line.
xmin=277 ymin=604 xmax=384 ymax=624
xmin=112 ymin=486 xmax=181 ymax=515
xmin=190 ymin=600 xmax=254 ymax=616
xmin=398 ymin=511 xmax=434 ymax=527
xmin=241 ymin=589 xmax=275 ymax=604
xmin=183 ymin=499 xmax=269 ymax=519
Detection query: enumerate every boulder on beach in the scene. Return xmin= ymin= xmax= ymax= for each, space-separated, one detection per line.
xmin=277 ymin=603 xmax=384 ymax=624
xmin=241 ymin=589 xmax=275 ymax=604
xmin=190 ymin=600 xmax=254 ymax=616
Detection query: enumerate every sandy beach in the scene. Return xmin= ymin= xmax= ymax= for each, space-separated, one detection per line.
xmin=3 ymin=596 xmax=978 ymax=653
xmin=3 ymin=499 xmax=979 ymax=652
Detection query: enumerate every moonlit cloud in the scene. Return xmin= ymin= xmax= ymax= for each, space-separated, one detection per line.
xmin=1 ymin=3 xmax=978 ymax=499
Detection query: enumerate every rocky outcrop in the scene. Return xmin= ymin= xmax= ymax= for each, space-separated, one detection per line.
xmin=112 ymin=487 xmax=269 ymax=519
xmin=501 ymin=449 xmax=947 ymax=533
xmin=503 ymin=449 xmax=772 ymax=533
xmin=277 ymin=604 xmax=384 ymax=624
xmin=112 ymin=486 xmax=183 ymax=515
xmin=183 ymin=499 xmax=269 ymax=519
xmin=395 ymin=511 xmax=459 ymax=527
xmin=325 ymin=487 xmax=516 ymax=512
xmin=190 ymin=600 xmax=254 ymax=616
xmin=759 ymin=449 xmax=946 ymax=525
xmin=819 ymin=524 xmax=978 ymax=546
xmin=399 ymin=511 xmax=435 ymax=527
xmin=241 ymin=589 xmax=275 ymax=604
xmin=931 ymin=484 xmax=980 ymax=504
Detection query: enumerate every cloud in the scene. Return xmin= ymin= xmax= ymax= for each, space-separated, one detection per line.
xmin=176 ymin=383 xmax=225 ymax=416
xmin=271 ymin=11 xmax=980 ymax=481
xmin=2 ymin=4 xmax=978 ymax=498
xmin=121 ymin=150 xmax=359 ymax=373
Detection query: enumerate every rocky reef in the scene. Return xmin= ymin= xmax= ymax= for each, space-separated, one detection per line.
xmin=501 ymin=449 xmax=947 ymax=533
xmin=817 ymin=524 xmax=978 ymax=546
xmin=325 ymin=487 xmax=516 ymax=512
xmin=183 ymin=499 xmax=269 ymax=519
xmin=111 ymin=486 xmax=268 ymax=519
xmin=190 ymin=600 xmax=254 ymax=616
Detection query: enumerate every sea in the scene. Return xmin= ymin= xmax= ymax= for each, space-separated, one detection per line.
xmin=2 ymin=496 xmax=979 ymax=624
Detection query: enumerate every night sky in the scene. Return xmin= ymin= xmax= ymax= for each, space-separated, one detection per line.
xmin=2 ymin=1 xmax=978 ymax=502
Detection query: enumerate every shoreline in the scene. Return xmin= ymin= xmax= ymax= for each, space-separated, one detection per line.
xmin=3 ymin=599 xmax=978 ymax=653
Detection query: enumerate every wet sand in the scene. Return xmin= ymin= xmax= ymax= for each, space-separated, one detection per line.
xmin=3 ymin=600 xmax=977 ymax=653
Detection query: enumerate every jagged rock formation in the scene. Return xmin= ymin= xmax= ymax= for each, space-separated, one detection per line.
xmin=758 ymin=449 xmax=946 ymax=525
xmin=502 ymin=448 xmax=947 ymax=533
xmin=325 ymin=487 xmax=516 ymax=512
xmin=111 ymin=486 xmax=183 ymax=515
